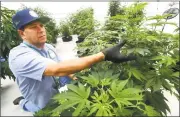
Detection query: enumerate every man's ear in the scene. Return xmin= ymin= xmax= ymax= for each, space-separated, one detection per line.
xmin=17 ymin=30 xmax=25 ymax=39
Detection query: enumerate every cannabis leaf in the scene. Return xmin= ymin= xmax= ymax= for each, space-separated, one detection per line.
xmin=51 ymin=83 xmax=90 ymax=116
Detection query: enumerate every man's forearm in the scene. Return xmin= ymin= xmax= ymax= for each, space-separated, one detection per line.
xmin=44 ymin=52 xmax=105 ymax=76
xmin=55 ymin=52 xmax=105 ymax=75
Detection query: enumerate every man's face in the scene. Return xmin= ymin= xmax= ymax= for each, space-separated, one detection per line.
xmin=18 ymin=21 xmax=47 ymax=48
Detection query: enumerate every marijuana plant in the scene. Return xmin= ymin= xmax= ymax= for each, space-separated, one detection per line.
xmin=35 ymin=2 xmax=179 ymax=116
xmin=35 ymin=70 xmax=161 ymax=116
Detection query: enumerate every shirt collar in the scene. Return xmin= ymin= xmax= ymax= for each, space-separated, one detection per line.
xmin=23 ymin=40 xmax=45 ymax=51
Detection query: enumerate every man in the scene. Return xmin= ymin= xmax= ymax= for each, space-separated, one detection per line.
xmin=8 ymin=8 xmax=136 ymax=113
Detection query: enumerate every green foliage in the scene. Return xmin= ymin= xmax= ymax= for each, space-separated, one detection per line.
xmin=34 ymin=2 xmax=179 ymax=116
xmin=1 ymin=7 xmax=20 ymax=80
xmin=104 ymin=2 xmax=147 ymax=32
xmin=58 ymin=7 xmax=95 ymax=40
xmin=51 ymin=82 xmax=91 ymax=116
xmin=59 ymin=20 xmax=72 ymax=37
xmin=68 ymin=7 xmax=95 ymax=38
xmin=144 ymin=105 xmax=161 ymax=116
xmin=144 ymin=90 xmax=171 ymax=116
xmin=76 ymin=2 xmax=179 ymax=116
xmin=108 ymin=0 xmax=122 ymax=17
xmin=35 ymin=70 xmax=159 ymax=116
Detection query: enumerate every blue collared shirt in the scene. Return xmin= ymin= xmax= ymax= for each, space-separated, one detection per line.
xmin=8 ymin=41 xmax=70 ymax=111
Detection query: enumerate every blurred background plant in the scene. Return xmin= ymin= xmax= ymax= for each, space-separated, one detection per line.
xmin=68 ymin=7 xmax=96 ymax=43
xmin=59 ymin=20 xmax=72 ymax=42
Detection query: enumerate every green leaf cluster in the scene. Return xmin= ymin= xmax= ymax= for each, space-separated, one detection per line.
xmin=68 ymin=7 xmax=96 ymax=38
xmin=35 ymin=70 xmax=160 ymax=116
xmin=1 ymin=7 xmax=20 ymax=80
xmin=75 ymin=2 xmax=179 ymax=116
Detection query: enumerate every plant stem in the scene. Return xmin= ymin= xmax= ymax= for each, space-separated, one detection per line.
xmin=161 ymin=18 xmax=168 ymax=32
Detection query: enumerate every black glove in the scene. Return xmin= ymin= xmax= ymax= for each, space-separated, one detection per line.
xmin=102 ymin=40 xmax=136 ymax=63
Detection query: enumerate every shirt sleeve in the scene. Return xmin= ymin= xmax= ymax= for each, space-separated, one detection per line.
xmin=9 ymin=50 xmax=56 ymax=81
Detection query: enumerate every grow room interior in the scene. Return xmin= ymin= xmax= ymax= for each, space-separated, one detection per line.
xmin=1 ymin=1 xmax=179 ymax=116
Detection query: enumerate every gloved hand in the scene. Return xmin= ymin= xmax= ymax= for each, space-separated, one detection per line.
xmin=102 ymin=40 xmax=136 ymax=63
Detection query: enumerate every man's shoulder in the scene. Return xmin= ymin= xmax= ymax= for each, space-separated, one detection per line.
xmin=10 ymin=43 xmax=30 ymax=53
xmin=9 ymin=43 xmax=35 ymax=60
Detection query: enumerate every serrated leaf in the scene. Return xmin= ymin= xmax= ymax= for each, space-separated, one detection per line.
xmin=145 ymin=78 xmax=156 ymax=88
xmin=120 ymin=95 xmax=143 ymax=101
xmin=146 ymin=36 xmax=159 ymax=42
xmin=172 ymin=72 xmax=179 ymax=77
xmin=52 ymin=93 xmax=64 ymax=100
xmin=52 ymin=100 xmax=79 ymax=115
xmin=85 ymin=100 xmax=90 ymax=109
xmin=98 ymin=71 xmax=105 ymax=78
xmin=110 ymin=80 xmax=118 ymax=93
xmin=117 ymin=88 xmax=143 ymax=101
xmin=166 ymin=57 xmax=176 ymax=66
xmin=86 ymin=87 xmax=91 ymax=99
xmin=104 ymin=70 xmax=113 ymax=78
xmin=111 ymin=73 xmax=120 ymax=79
xmin=116 ymin=98 xmax=133 ymax=106
xmin=151 ymin=56 xmax=163 ymax=60
xmin=120 ymin=88 xmax=142 ymax=96
xmin=117 ymin=108 xmax=135 ymax=116
xmin=78 ymin=83 xmax=86 ymax=96
xmin=96 ymin=109 xmax=103 ymax=116
xmin=162 ymin=79 xmax=172 ymax=91
xmin=130 ymin=68 xmax=145 ymax=81
xmin=150 ymin=91 xmax=171 ymax=114
xmin=108 ymin=89 xmax=116 ymax=98
xmin=103 ymin=110 xmax=108 ymax=116
xmin=115 ymin=100 xmax=122 ymax=111
xmin=91 ymin=96 xmax=96 ymax=100
xmin=67 ymin=84 xmax=85 ymax=98
xmin=144 ymin=105 xmax=161 ymax=116
xmin=153 ymin=78 xmax=162 ymax=91
xmin=94 ymin=91 xmax=99 ymax=98
xmin=91 ymin=71 xmax=100 ymax=80
xmin=136 ymin=48 xmax=150 ymax=56
xmin=72 ymin=101 xmax=85 ymax=116
xmin=128 ymin=71 xmax=132 ymax=78
xmin=88 ymin=106 xmax=98 ymax=116
xmin=61 ymin=92 xmax=82 ymax=101
xmin=101 ymin=92 xmax=109 ymax=103
xmin=117 ymin=79 xmax=129 ymax=91
xmin=81 ymin=75 xmax=99 ymax=87
xmin=101 ymin=78 xmax=111 ymax=86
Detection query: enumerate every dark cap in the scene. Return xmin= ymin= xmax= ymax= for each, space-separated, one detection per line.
xmin=12 ymin=8 xmax=50 ymax=30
